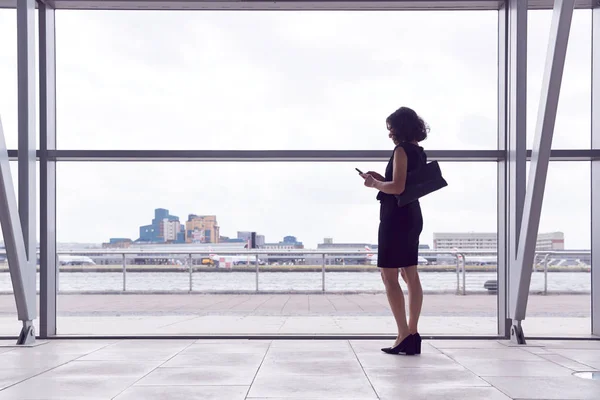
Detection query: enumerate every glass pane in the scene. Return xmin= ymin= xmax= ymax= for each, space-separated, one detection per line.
xmin=527 ymin=10 xmax=591 ymax=150
xmin=0 ymin=9 xmax=17 ymax=150
xmin=522 ymin=162 xmax=591 ymax=337
xmin=56 ymin=161 xmax=497 ymax=336
xmin=56 ymin=10 xmax=497 ymax=150
xmin=0 ymin=9 xmax=40 ymax=150
xmin=0 ymin=161 xmax=41 ymax=336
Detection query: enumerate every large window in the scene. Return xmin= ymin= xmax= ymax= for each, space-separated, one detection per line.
xmin=55 ymin=11 xmax=498 ymax=151
xmin=0 ymin=10 xmax=20 ymax=335
xmin=0 ymin=10 xmax=18 ymax=150
xmin=1 ymin=4 xmax=595 ymax=339
xmin=55 ymin=161 xmax=497 ymax=335
xmin=527 ymin=10 xmax=591 ymax=149
xmin=522 ymin=162 xmax=591 ymax=337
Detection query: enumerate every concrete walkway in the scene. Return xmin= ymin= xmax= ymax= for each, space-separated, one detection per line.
xmin=0 ymin=294 xmax=592 ymax=337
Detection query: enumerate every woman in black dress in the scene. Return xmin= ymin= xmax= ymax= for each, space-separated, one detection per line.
xmin=361 ymin=106 xmax=428 ymax=355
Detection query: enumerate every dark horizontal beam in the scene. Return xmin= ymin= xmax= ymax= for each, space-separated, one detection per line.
xmin=5 ymin=149 xmax=600 ymax=162
xmin=45 ymin=149 xmax=504 ymax=162
xmin=1 ymin=0 xmax=598 ymax=11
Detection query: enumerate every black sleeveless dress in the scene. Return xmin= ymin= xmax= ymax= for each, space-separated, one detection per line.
xmin=376 ymin=143 xmax=427 ymax=268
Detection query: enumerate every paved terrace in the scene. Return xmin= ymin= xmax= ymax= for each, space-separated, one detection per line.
xmin=0 ymin=338 xmax=599 ymax=399
xmin=0 ymin=294 xmax=592 ymax=337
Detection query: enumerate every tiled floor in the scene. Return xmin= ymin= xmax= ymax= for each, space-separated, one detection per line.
xmin=0 ymin=339 xmax=599 ymax=399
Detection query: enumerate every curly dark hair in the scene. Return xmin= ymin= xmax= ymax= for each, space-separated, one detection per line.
xmin=386 ymin=106 xmax=429 ymax=143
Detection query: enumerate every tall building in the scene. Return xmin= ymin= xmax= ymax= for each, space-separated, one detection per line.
xmin=139 ymin=208 xmax=184 ymax=243
xmin=237 ymin=231 xmax=265 ymax=247
xmin=185 ymin=215 xmax=219 ymax=244
xmin=161 ymin=219 xmax=181 ymax=242
xmin=433 ymin=232 xmax=565 ymax=251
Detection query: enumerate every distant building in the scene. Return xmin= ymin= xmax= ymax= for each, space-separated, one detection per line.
xmin=185 ymin=215 xmax=219 ymax=244
xmin=219 ymin=236 xmax=246 ymax=243
xmin=138 ymin=208 xmax=184 ymax=243
xmin=237 ymin=231 xmax=265 ymax=247
xmin=262 ymin=236 xmax=303 ymax=250
xmin=261 ymin=236 xmax=304 ymax=250
xmin=433 ymin=232 xmax=564 ymax=251
xmin=102 ymin=238 xmax=133 ymax=249
xmin=161 ymin=219 xmax=181 ymax=242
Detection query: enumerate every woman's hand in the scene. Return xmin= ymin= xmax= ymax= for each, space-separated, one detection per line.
xmin=366 ymin=171 xmax=384 ymax=181
xmin=361 ymin=174 xmax=377 ymax=188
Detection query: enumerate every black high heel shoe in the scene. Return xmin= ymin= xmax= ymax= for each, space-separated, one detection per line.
xmin=413 ymin=332 xmax=422 ymax=354
xmin=381 ymin=334 xmax=417 ymax=355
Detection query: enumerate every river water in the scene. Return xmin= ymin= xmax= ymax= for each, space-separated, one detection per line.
xmin=0 ymin=271 xmax=591 ymax=293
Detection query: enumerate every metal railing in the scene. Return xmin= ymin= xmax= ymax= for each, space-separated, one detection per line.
xmin=53 ymin=249 xmax=468 ymax=293
xmin=0 ymin=249 xmax=592 ymax=294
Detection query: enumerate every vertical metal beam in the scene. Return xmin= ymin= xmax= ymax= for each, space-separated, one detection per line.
xmin=498 ymin=0 xmax=527 ymax=338
xmin=497 ymin=1 xmax=509 ymax=338
xmin=592 ymin=3 xmax=600 ymax=337
xmin=14 ymin=0 xmax=37 ymax=344
xmin=39 ymin=1 xmax=57 ymax=338
xmin=18 ymin=0 xmax=36 ymax=263
xmin=511 ymin=0 xmax=575 ymax=343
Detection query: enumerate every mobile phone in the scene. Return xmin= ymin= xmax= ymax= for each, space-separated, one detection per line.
xmin=355 ymin=168 xmax=364 ymax=175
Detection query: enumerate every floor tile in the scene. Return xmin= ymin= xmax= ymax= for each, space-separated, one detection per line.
xmin=378 ymin=386 xmax=512 ymax=400
xmin=114 ymin=385 xmax=249 ymax=400
xmin=248 ymin=373 xmax=378 ymax=399
xmin=538 ymin=353 xmax=600 ymax=371
xmin=259 ymin=358 xmax=364 ymax=376
xmin=441 ymin=348 xmax=543 ymax=361
xmin=456 ymin=359 xmax=574 ymax=377
xmin=356 ymin=352 xmax=464 ymax=369
xmin=136 ymin=366 xmax=258 ymax=386
xmin=268 ymin=340 xmax=351 ymax=351
xmin=192 ymin=339 xmax=272 ymax=345
xmin=23 ymin=340 xmax=118 ymax=355
xmin=264 ymin=349 xmax=357 ymax=363
xmin=547 ymin=349 xmax=600 ymax=370
xmin=529 ymin=340 xmax=600 ymax=350
xmin=0 ymin=376 xmax=137 ymax=400
xmin=42 ymin=360 xmax=162 ymax=378
xmin=0 ymin=369 xmax=46 ymax=391
xmin=428 ymin=340 xmax=508 ymax=349
xmin=0 ymin=352 xmax=78 ymax=370
xmin=162 ymin=352 xmax=265 ymax=368
xmin=365 ymin=366 xmax=490 ymax=390
xmin=184 ymin=341 xmax=270 ymax=353
xmin=484 ymin=376 xmax=600 ymax=400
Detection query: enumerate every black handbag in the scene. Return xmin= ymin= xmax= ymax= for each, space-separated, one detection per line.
xmin=395 ymin=161 xmax=448 ymax=207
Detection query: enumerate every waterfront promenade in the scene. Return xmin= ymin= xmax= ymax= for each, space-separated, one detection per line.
xmin=0 ymin=293 xmax=591 ymax=337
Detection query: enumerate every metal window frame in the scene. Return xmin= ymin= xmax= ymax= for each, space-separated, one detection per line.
xmin=0 ymin=0 xmax=598 ymax=11
xmin=497 ymin=0 xmax=528 ymax=339
xmin=3 ymin=149 xmax=599 ymax=162
xmin=3 ymin=0 xmax=597 ymax=341
xmin=592 ymin=2 xmax=600 ymax=337
xmin=39 ymin=1 xmax=57 ymax=339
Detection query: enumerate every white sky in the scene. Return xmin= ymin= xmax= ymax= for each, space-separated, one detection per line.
xmin=0 ymin=9 xmax=593 ymax=249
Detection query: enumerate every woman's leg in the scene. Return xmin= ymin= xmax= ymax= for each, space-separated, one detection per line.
xmin=402 ymin=266 xmax=423 ymax=334
xmin=380 ymin=268 xmax=410 ymax=345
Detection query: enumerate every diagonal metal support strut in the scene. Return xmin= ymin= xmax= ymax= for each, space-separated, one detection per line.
xmin=509 ymin=0 xmax=576 ymax=344
xmin=0 ymin=117 xmax=36 ymax=345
